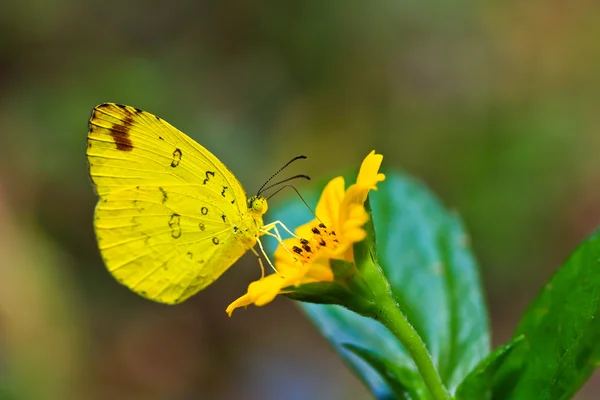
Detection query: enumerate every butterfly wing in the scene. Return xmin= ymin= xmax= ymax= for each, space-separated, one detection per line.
xmin=87 ymin=103 xmax=256 ymax=303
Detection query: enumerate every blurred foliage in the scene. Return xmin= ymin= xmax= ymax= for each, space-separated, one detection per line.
xmin=1 ymin=0 xmax=600 ymax=399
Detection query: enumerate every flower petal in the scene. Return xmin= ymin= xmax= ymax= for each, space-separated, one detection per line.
xmin=301 ymin=254 xmax=335 ymax=282
xmin=295 ymin=220 xmax=317 ymax=240
xmin=315 ymin=176 xmax=345 ymax=230
xmin=356 ymin=150 xmax=386 ymax=195
xmin=336 ymin=152 xmax=385 ymax=243
xmin=226 ymin=293 xmax=253 ymax=317
xmin=248 ymin=275 xmax=290 ymax=306
xmin=226 ymin=272 xmax=298 ymax=316
xmin=274 ymin=238 xmax=302 ymax=274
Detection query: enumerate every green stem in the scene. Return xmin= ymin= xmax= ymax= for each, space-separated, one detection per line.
xmin=378 ymin=294 xmax=451 ymax=400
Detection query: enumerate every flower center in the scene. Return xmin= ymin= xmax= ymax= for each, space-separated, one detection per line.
xmin=290 ymin=223 xmax=339 ymax=264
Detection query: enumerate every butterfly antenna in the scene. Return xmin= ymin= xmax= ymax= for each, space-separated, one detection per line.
xmin=266 ymin=184 xmax=322 ymax=224
xmin=258 ymin=174 xmax=311 ymax=196
xmin=257 ymin=155 xmax=307 ymax=196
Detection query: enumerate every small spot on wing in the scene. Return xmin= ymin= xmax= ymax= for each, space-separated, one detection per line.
xmin=203 ymin=171 xmax=215 ymax=184
xmin=159 ymin=187 xmax=168 ymax=204
xmin=169 ymin=213 xmax=181 ymax=238
xmin=171 ymin=148 xmax=182 ymax=167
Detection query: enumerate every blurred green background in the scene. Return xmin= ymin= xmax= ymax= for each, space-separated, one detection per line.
xmin=1 ymin=1 xmax=600 ymax=399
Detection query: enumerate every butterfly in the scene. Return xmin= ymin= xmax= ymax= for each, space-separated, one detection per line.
xmin=87 ymin=103 xmax=305 ymax=304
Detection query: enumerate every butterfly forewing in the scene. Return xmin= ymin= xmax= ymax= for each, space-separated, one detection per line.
xmin=87 ymin=103 xmax=259 ymax=303
xmin=88 ymin=104 xmax=244 ymax=202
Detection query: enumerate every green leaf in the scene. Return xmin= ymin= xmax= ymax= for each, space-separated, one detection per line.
xmin=344 ymin=343 xmax=430 ymax=400
xmin=495 ymin=230 xmax=600 ymax=399
xmin=268 ymin=171 xmax=490 ymax=397
xmin=301 ymin=302 xmax=419 ymax=399
xmin=455 ymin=335 xmax=525 ymax=399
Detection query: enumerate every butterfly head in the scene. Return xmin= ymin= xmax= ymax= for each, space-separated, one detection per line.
xmin=251 ymin=155 xmax=309 ymax=218
xmin=248 ymin=195 xmax=268 ymax=216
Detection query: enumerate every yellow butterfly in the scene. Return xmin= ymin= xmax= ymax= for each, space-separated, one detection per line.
xmin=87 ymin=103 xmax=303 ymax=304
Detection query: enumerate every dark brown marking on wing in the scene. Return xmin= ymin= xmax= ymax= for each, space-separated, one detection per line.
xmin=201 ymin=207 xmax=208 ymax=215
xmin=203 ymin=171 xmax=215 ymax=184
xmin=171 ymin=148 xmax=182 ymax=167
xmin=109 ymin=115 xmax=134 ymax=151
xmin=159 ymin=187 xmax=168 ymax=204
xmin=199 ymin=222 xmax=205 ymax=231
xmin=169 ymin=213 xmax=181 ymax=238
xmin=212 ymin=237 xmax=220 ymax=245
xmin=221 ymin=186 xmax=228 ymax=197
xmin=221 ymin=214 xmax=227 ymax=223
xmin=133 ymin=199 xmax=145 ymax=211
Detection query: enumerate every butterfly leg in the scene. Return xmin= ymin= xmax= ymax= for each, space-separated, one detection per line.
xmin=262 ymin=220 xmax=327 ymax=266
xmin=260 ymin=220 xmax=301 ymax=255
xmin=261 ymin=220 xmax=304 ymax=259
xmin=255 ymin=236 xmax=278 ymax=273
xmin=262 ymin=220 xmax=298 ymax=239
xmin=260 ymin=229 xmax=298 ymax=260
xmin=262 ymin=224 xmax=285 ymax=243
xmin=248 ymin=246 xmax=266 ymax=278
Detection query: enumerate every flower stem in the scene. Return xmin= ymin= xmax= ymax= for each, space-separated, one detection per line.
xmin=378 ymin=294 xmax=451 ymax=400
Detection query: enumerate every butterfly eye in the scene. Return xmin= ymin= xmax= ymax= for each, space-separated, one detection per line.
xmin=248 ymin=196 xmax=268 ymax=215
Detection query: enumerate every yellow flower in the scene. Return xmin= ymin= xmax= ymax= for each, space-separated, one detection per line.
xmin=226 ymin=151 xmax=386 ymax=316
